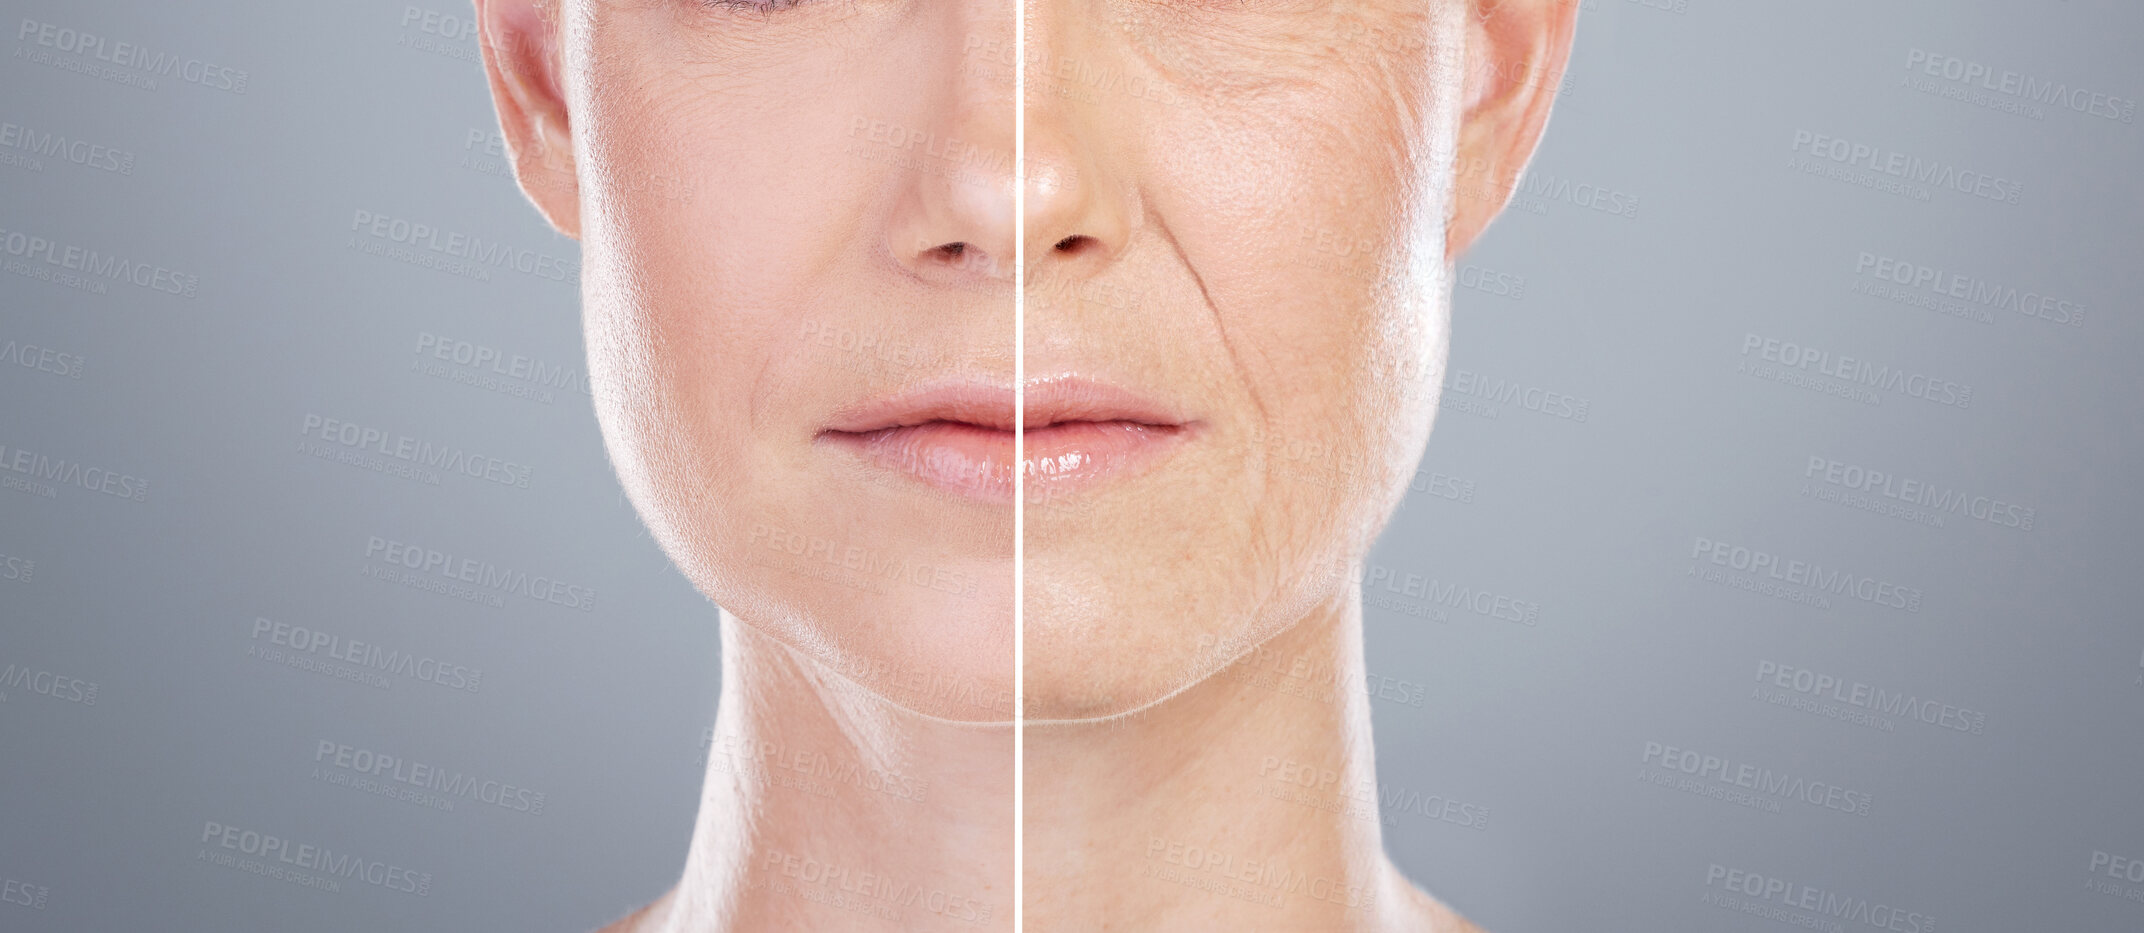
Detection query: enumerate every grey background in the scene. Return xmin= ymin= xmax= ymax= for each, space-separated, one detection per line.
xmin=1370 ymin=2 xmax=2144 ymax=933
xmin=0 ymin=0 xmax=2138 ymax=931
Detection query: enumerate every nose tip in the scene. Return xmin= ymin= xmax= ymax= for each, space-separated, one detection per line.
xmin=1020 ymin=115 xmax=1130 ymax=280
xmin=885 ymin=106 xmax=1017 ymax=285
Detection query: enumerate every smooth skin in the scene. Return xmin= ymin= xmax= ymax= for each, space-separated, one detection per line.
xmin=478 ymin=0 xmax=1017 ymax=930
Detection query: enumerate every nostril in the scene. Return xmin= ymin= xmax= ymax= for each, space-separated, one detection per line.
xmin=1054 ymin=235 xmax=1087 ymax=253
xmin=923 ymin=241 xmax=997 ymax=277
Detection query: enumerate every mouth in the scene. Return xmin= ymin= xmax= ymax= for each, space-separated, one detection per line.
xmin=818 ymin=377 xmax=1195 ymax=503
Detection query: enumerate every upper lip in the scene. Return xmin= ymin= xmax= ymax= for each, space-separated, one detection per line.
xmin=823 ymin=376 xmax=1188 ymax=434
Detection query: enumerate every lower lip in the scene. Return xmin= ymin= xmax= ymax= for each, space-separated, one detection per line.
xmin=821 ymin=421 xmax=1188 ymax=502
xmin=1023 ymin=421 xmax=1187 ymax=498
xmin=824 ymin=422 xmax=1014 ymax=502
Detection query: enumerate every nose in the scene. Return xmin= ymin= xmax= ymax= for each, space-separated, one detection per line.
xmin=1021 ymin=120 xmax=1132 ymax=280
xmin=885 ymin=96 xmax=1017 ymax=284
xmin=1021 ymin=24 xmax=1135 ymax=284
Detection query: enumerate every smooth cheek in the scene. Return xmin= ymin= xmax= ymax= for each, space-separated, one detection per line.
xmin=584 ymin=64 xmax=865 ymax=459
xmin=576 ymin=128 xmax=796 ymax=584
xmin=593 ymin=192 xmax=766 ymax=516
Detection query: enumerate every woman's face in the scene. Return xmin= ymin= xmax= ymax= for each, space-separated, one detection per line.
xmin=551 ymin=0 xmax=1020 ymax=722
xmin=484 ymin=0 xmax=1566 ymax=722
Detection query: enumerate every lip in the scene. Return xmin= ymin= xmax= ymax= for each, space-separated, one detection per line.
xmin=1020 ymin=376 xmax=1196 ymax=501
xmin=818 ymin=376 xmax=1195 ymax=503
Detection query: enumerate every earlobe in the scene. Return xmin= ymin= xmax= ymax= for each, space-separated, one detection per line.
xmin=475 ymin=0 xmax=582 ymax=239
xmin=1445 ymin=0 xmax=1579 ymax=263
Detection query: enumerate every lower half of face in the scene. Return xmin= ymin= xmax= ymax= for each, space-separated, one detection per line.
xmin=560 ymin=0 xmax=1469 ymax=722
xmin=1020 ymin=0 xmax=1462 ymax=720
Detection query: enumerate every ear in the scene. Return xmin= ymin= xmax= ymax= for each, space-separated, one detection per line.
xmin=1445 ymin=0 xmax=1579 ymax=262
xmin=474 ymin=0 xmax=581 ymax=238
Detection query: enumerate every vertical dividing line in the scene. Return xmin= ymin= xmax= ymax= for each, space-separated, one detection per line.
xmin=1011 ymin=0 xmax=1026 ymax=927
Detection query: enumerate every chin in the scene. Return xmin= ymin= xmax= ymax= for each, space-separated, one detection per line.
xmin=707 ymin=545 xmax=1019 ymax=723
xmin=1021 ymin=548 xmax=1357 ymax=722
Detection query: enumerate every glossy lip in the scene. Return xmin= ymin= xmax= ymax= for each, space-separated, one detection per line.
xmin=818 ymin=376 xmax=1196 ymax=503
xmin=1020 ymin=375 xmax=1197 ymax=501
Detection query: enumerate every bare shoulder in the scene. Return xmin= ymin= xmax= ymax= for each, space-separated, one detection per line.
xmin=592 ymin=886 xmax=678 ymax=933
xmin=1427 ymin=900 xmax=1489 ymax=933
xmin=1385 ymin=871 xmax=1491 ymax=933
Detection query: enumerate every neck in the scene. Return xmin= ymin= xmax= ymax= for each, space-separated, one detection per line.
xmin=655 ymin=614 xmax=1014 ymax=933
xmin=1024 ymin=586 xmax=1430 ymax=932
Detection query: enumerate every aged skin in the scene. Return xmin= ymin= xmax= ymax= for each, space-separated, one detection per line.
xmin=1019 ymin=0 xmax=1576 ymax=930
